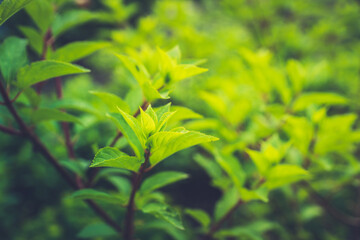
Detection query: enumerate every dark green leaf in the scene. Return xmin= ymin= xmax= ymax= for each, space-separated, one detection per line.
xmin=0 ymin=37 xmax=28 ymax=83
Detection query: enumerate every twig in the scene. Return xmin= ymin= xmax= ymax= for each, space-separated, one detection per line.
xmin=203 ymin=200 xmax=243 ymax=239
xmin=123 ymin=149 xmax=151 ymax=240
xmin=0 ymin=124 xmax=22 ymax=136
xmin=0 ymin=80 xmax=122 ymax=233
xmin=300 ymin=181 xmax=360 ymax=227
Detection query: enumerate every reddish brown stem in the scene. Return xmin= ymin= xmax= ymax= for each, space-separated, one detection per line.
xmin=0 ymin=124 xmax=22 ymax=136
xmin=123 ymin=149 xmax=151 ymax=240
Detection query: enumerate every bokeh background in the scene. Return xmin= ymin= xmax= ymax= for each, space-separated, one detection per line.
xmin=1 ymin=0 xmax=360 ymax=239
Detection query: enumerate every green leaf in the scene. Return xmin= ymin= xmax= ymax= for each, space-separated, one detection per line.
xmin=265 ymin=164 xmax=309 ymax=190
xmin=32 ymin=108 xmax=82 ymax=124
xmin=147 ymin=130 xmax=218 ymax=166
xmin=90 ymin=91 xmax=130 ymax=113
xmin=155 ymin=103 xmax=171 ymax=120
xmin=0 ymin=0 xmax=34 ymax=26
xmin=77 ymin=223 xmax=117 ymax=239
xmin=184 ymin=209 xmax=210 ymax=228
xmin=142 ymin=203 xmax=184 ymax=230
xmin=70 ymin=189 xmax=124 ymax=204
xmin=25 ymin=0 xmax=54 ymax=33
xmin=140 ymin=108 xmax=156 ymax=137
xmin=90 ymin=147 xmax=141 ymax=172
xmin=17 ymin=60 xmax=90 ymax=89
xmin=50 ymin=41 xmax=110 ymax=63
xmin=108 ymin=111 xmax=145 ymax=160
xmin=292 ymin=92 xmax=348 ymax=112
xmin=139 ymin=171 xmax=188 ymax=195
xmin=0 ymin=37 xmax=28 ymax=83
xmin=156 ymin=111 xmax=176 ymax=132
xmin=52 ymin=10 xmax=101 ymax=37
xmin=18 ymin=26 xmax=42 ymax=54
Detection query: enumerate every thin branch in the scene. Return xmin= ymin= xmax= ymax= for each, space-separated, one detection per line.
xmin=300 ymin=181 xmax=360 ymax=227
xmin=124 ymin=149 xmax=151 ymax=240
xmin=0 ymin=124 xmax=22 ymax=136
xmin=0 ymin=80 xmax=122 ymax=234
xmin=203 ymin=200 xmax=243 ymax=240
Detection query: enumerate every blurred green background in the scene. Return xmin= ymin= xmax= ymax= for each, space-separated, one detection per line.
xmin=1 ymin=0 xmax=360 ymax=239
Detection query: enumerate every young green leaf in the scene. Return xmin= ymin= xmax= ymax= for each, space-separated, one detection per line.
xmin=0 ymin=37 xmax=28 ymax=83
xmin=140 ymin=108 xmax=156 ymax=137
xmin=50 ymin=41 xmax=110 ymax=63
xmin=17 ymin=60 xmax=90 ymax=88
xmin=90 ymin=147 xmax=141 ymax=172
xmin=90 ymin=91 xmax=130 ymax=113
xmin=32 ymin=108 xmax=82 ymax=124
xmin=184 ymin=209 xmax=210 ymax=228
xmin=0 ymin=0 xmax=34 ymax=25
xmin=108 ymin=110 xmax=145 ymax=160
xmin=147 ymin=130 xmax=218 ymax=166
xmin=139 ymin=171 xmax=188 ymax=195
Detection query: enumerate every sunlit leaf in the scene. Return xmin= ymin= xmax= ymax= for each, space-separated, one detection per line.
xmin=90 ymin=147 xmax=141 ymax=172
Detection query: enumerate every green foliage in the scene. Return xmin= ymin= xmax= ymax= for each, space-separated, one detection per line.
xmin=0 ymin=0 xmax=33 ymax=25
xmin=17 ymin=60 xmax=90 ymax=88
xmin=1 ymin=0 xmax=360 ymax=239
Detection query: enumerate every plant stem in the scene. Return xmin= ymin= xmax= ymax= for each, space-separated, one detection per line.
xmin=0 ymin=80 xmax=122 ymax=234
xmin=124 ymin=149 xmax=151 ymax=240
xmin=203 ymin=200 xmax=244 ymax=239
xmin=0 ymin=124 xmax=22 ymax=136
